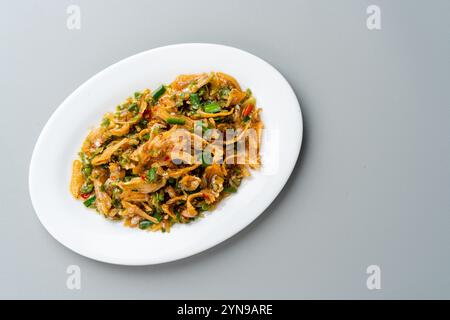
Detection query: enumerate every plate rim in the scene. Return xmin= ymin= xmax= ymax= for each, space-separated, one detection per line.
xmin=28 ymin=43 xmax=303 ymax=265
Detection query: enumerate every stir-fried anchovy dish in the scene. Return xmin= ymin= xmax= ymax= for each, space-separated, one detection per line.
xmin=70 ymin=72 xmax=263 ymax=232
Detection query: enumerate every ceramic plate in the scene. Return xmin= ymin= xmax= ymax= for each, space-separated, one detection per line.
xmin=29 ymin=43 xmax=302 ymax=265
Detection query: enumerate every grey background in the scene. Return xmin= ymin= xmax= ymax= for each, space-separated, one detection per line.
xmin=0 ymin=0 xmax=449 ymax=299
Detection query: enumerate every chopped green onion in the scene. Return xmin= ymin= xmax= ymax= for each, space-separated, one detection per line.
xmin=202 ymin=151 xmax=213 ymax=167
xmin=152 ymin=85 xmax=166 ymax=101
xmin=201 ymin=203 xmax=210 ymax=211
xmin=91 ymin=147 xmax=104 ymax=158
xmin=146 ymin=167 xmax=157 ymax=182
xmin=175 ymin=97 xmax=183 ymax=107
xmin=219 ymin=87 xmax=231 ymax=99
xmin=142 ymin=133 xmax=150 ymax=141
xmin=134 ymin=92 xmax=142 ymax=100
xmin=128 ymin=103 xmax=138 ymax=112
xmin=139 ymin=220 xmax=152 ymax=229
xmin=243 ymin=115 xmax=251 ymax=122
xmin=131 ymin=114 xmax=141 ymax=122
xmin=203 ymin=102 xmax=221 ymax=113
xmin=139 ymin=118 xmax=148 ymax=127
xmin=153 ymin=211 xmax=162 ymax=222
xmin=80 ymin=183 xmax=94 ymax=194
xmin=83 ymin=196 xmax=96 ymax=207
xmin=101 ymin=118 xmax=110 ymax=127
xmin=112 ymin=198 xmax=122 ymax=208
xmin=224 ymin=186 xmax=237 ymax=193
xmin=119 ymin=157 xmax=129 ymax=167
xmin=152 ymin=191 xmax=164 ymax=203
xmin=189 ymin=93 xmax=201 ymax=109
xmin=166 ymin=117 xmax=185 ymax=125
xmin=81 ymin=165 xmax=92 ymax=178
xmin=188 ymin=80 xmax=197 ymax=90
xmin=79 ymin=152 xmax=90 ymax=166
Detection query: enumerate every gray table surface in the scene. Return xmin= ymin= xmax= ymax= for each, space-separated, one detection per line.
xmin=1 ymin=0 xmax=449 ymax=299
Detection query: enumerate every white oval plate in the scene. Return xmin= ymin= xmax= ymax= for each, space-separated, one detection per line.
xmin=29 ymin=43 xmax=302 ymax=265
